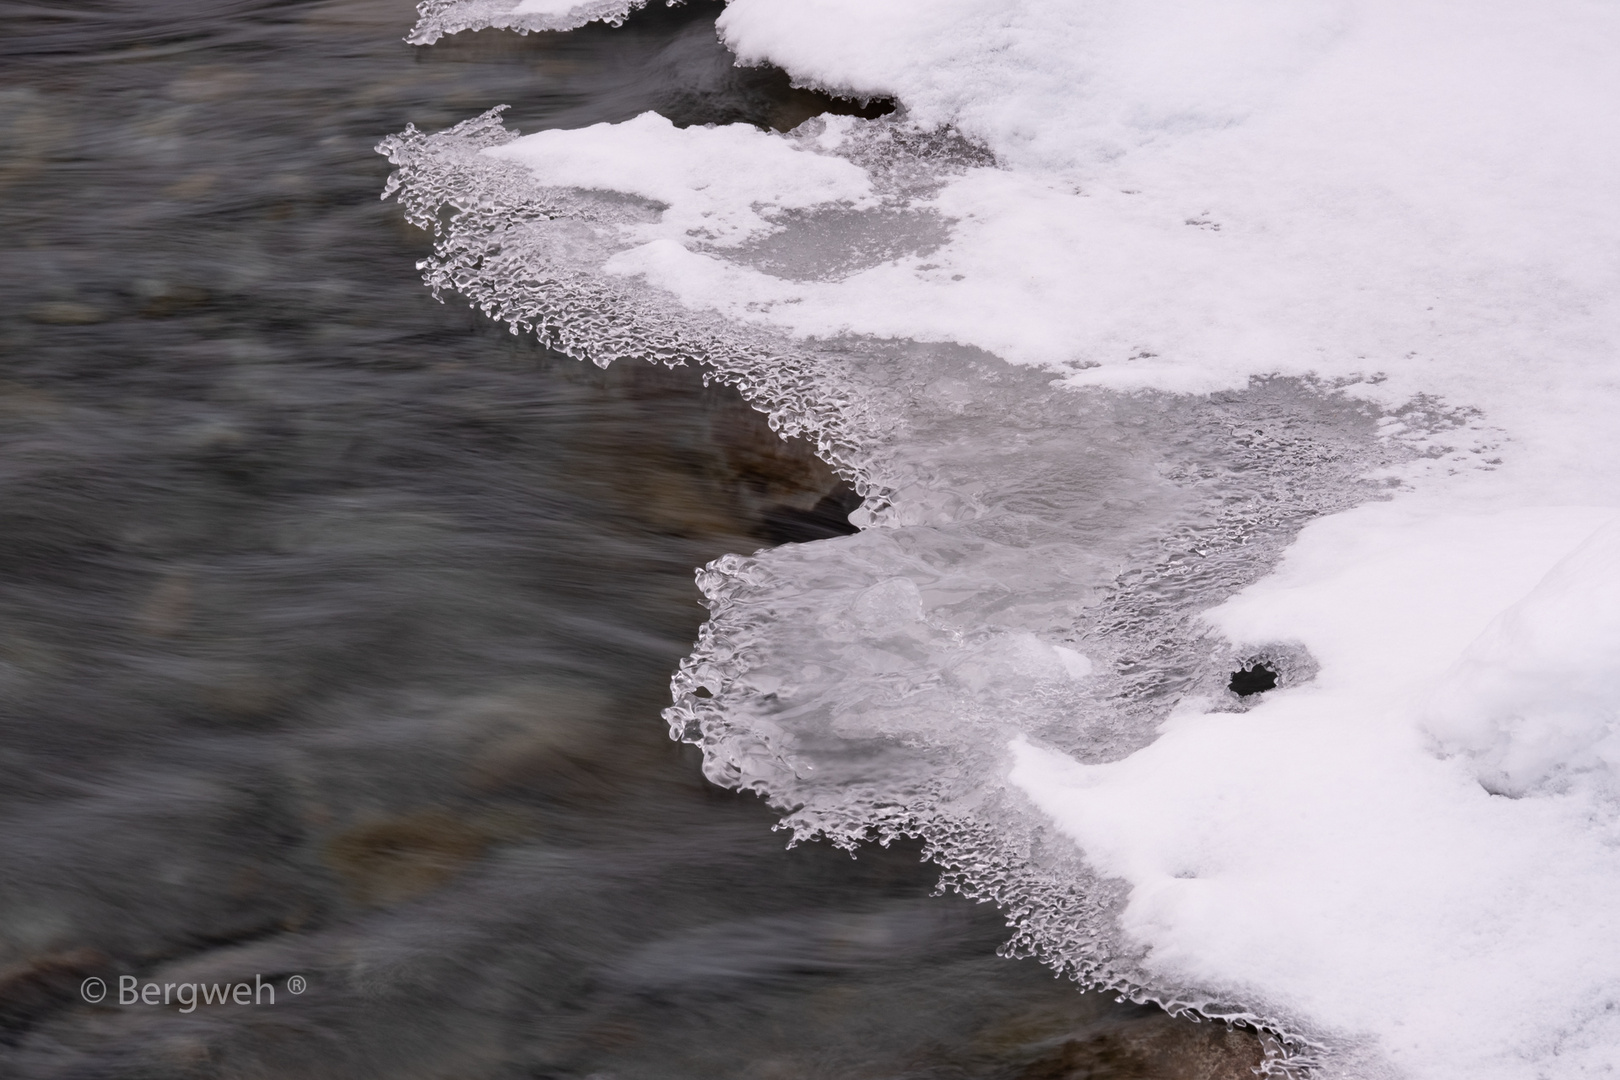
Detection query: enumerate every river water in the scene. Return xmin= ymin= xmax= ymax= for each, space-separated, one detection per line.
xmin=0 ymin=2 xmax=1263 ymax=1076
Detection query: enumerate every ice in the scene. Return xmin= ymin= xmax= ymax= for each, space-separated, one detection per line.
xmin=408 ymin=0 xmax=648 ymax=44
xmin=386 ymin=0 xmax=1620 ymax=1075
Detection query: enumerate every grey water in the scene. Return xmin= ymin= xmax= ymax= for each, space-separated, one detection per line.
xmin=0 ymin=1 xmax=1264 ymax=1076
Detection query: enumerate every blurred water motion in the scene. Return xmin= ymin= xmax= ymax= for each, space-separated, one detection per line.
xmin=0 ymin=1 xmax=1264 ymax=1076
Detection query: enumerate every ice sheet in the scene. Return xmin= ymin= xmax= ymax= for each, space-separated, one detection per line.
xmin=387 ymin=0 xmax=1620 ymax=1075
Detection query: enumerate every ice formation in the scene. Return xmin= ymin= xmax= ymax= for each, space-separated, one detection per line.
xmin=384 ymin=0 xmax=1620 ymax=1076
xmin=409 ymin=0 xmax=647 ymax=44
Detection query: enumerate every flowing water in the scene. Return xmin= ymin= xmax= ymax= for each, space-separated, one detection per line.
xmin=0 ymin=2 xmax=1269 ymax=1076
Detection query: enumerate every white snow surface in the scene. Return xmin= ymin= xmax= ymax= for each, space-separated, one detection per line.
xmin=486 ymin=112 xmax=873 ymax=245
xmin=399 ymin=0 xmax=1620 ymax=1076
xmin=512 ymin=0 xmax=595 ymax=14
xmin=1011 ymin=503 xmax=1620 ymax=1079
xmin=1426 ymin=520 xmax=1620 ymax=799
xmin=485 ymin=0 xmax=1620 ymax=499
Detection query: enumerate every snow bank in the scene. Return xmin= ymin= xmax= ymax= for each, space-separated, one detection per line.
xmin=447 ymin=0 xmax=1620 ymax=495
xmin=388 ymin=0 xmax=1620 ymax=1075
xmin=1012 ymin=503 xmax=1620 ymax=1079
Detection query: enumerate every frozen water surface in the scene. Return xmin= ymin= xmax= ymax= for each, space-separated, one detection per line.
xmin=386 ymin=0 xmax=1620 ymax=1077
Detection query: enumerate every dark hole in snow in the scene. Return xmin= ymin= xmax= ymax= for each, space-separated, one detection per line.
xmin=1229 ymin=662 xmax=1278 ymax=697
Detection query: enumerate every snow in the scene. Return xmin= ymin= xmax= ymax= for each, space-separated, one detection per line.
xmin=486 ymin=111 xmax=873 ymax=245
xmin=1426 ymin=519 xmax=1620 ymax=799
xmin=397 ymin=0 xmax=1620 ymax=1074
xmin=512 ymin=0 xmax=598 ymax=14
xmin=1011 ymin=502 xmax=1620 ymax=1079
